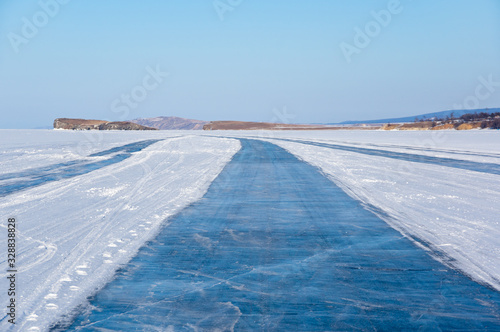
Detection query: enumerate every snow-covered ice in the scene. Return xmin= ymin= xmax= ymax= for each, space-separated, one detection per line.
xmin=1 ymin=129 xmax=499 ymax=330
xmin=0 ymin=130 xmax=240 ymax=331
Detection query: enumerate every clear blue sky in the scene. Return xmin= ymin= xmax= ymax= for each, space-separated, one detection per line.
xmin=1 ymin=0 xmax=499 ymax=128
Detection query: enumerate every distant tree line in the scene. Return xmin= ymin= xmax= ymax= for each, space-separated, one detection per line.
xmin=480 ymin=118 xmax=500 ymax=129
xmin=415 ymin=111 xmax=500 ymax=129
xmin=459 ymin=111 xmax=500 ymax=129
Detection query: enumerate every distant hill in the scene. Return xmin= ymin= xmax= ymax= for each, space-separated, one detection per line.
xmin=130 ymin=116 xmax=208 ymax=130
xmin=337 ymin=108 xmax=500 ymax=125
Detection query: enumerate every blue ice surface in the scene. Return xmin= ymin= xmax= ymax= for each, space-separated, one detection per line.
xmin=0 ymin=139 xmax=161 ymax=197
xmin=59 ymin=139 xmax=500 ymax=331
xmin=267 ymin=137 xmax=500 ymax=176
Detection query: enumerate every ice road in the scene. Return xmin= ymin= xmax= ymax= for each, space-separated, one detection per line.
xmin=61 ymin=139 xmax=500 ymax=331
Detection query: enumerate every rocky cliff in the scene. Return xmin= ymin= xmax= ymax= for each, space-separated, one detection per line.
xmin=53 ymin=118 xmax=157 ymax=130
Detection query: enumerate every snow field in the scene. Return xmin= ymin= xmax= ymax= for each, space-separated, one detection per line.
xmin=0 ymin=134 xmax=240 ymax=331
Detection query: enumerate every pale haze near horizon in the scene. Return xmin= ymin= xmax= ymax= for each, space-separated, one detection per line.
xmin=0 ymin=0 xmax=499 ymax=129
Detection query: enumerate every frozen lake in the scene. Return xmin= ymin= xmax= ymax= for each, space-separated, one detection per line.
xmin=59 ymin=139 xmax=500 ymax=330
xmin=1 ymin=130 xmax=499 ymax=331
